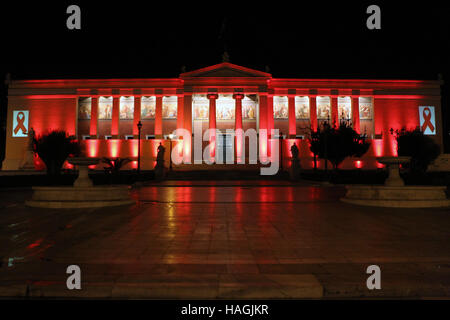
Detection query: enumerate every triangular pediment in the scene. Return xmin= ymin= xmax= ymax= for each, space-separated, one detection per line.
xmin=180 ymin=62 xmax=271 ymax=78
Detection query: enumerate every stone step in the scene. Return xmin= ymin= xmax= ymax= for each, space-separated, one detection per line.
xmin=0 ymin=273 xmax=323 ymax=299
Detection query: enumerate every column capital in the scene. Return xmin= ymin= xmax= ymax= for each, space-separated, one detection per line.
xmin=232 ymin=93 xmax=245 ymax=100
xmin=207 ymin=93 xmax=219 ymax=100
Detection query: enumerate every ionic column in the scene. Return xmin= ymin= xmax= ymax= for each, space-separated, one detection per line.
xmin=177 ymin=95 xmax=184 ymax=132
xmin=310 ymin=96 xmax=317 ymax=131
xmin=267 ymin=95 xmax=274 ymax=138
xmin=259 ymin=94 xmax=268 ymax=162
xmin=90 ymin=96 xmax=98 ymax=138
xmin=233 ymin=93 xmax=244 ymax=162
xmin=352 ymin=96 xmax=360 ymax=133
xmin=288 ymin=96 xmax=296 ymax=138
xmin=331 ymin=96 xmax=338 ymax=126
xmin=155 ymin=95 xmax=163 ymax=138
xmin=207 ymin=93 xmax=218 ymax=160
xmin=183 ymin=93 xmax=192 ymax=163
xmin=111 ymin=96 xmax=120 ymax=138
xmin=133 ymin=96 xmax=141 ymax=137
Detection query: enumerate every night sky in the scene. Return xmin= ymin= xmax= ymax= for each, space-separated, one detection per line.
xmin=1 ymin=1 xmax=449 ymax=156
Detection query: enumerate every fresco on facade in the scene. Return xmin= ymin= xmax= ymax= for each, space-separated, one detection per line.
xmin=316 ymin=96 xmax=331 ymax=120
xmin=216 ymin=97 xmax=235 ymax=120
xmin=98 ymin=96 xmax=112 ymax=120
xmin=78 ymin=97 xmax=91 ymax=120
xmin=242 ymin=96 xmax=257 ymax=120
xmin=162 ymin=96 xmax=177 ymax=119
xmin=120 ymin=96 xmax=134 ymax=120
xmin=193 ymin=97 xmax=209 ymax=120
xmin=273 ymin=96 xmax=288 ymax=119
xmin=359 ymin=97 xmax=373 ymax=120
xmin=141 ymin=96 xmax=156 ymax=119
xmin=295 ymin=96 xmax=309 ymax=119
xmin=338 ymin=96 xmax=352 ymax=120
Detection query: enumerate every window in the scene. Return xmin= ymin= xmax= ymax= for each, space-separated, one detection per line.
xmin=104 ymin=135 xmax=112 ymax=140
xmin=82 ymin=135 xmax=91 ymax=140
xmin=146 ymin=134 xmax=155 ymax=140
xmin=125 ymin=135 xmax=134 ymax=140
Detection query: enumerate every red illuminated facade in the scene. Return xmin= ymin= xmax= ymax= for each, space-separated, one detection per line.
xmin=2 ymin=62 xmax=444 ymax=171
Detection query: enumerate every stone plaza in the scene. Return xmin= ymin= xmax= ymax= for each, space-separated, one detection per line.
xmin=0 ymin=180 xmax=449 ymax=299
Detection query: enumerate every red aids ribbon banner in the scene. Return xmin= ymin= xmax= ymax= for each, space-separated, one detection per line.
xmin=12 ymin=110 xmax=29 ymax=137
xmin=418 ymin=106 xmax=436 ymax=135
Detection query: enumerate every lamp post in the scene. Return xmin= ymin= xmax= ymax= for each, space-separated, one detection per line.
xmin=168 ymin=133 xmax=174 ymax=171
xmin=137 ymin=121 xmax=142 ymax=175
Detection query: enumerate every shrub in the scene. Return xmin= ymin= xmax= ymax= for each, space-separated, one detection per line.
xmin=102 ymin=157 xmax=131 ymax=175
xmin=310 ymin=121 xmax=371 ymax=170
xmin=390 ymin=127 xmax=440 ymax=173
xmin=33 ymin=130 xmax=81 ymax=176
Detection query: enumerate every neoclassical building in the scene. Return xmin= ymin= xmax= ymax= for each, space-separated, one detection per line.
xmin=2 ymin=62 xmax=444 ymax=171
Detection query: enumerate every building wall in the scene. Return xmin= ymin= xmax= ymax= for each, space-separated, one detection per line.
xmin=3 ymin=97 xmax=77 ymax=170
xmin=1 ymin=68 xmax=444 ymax=172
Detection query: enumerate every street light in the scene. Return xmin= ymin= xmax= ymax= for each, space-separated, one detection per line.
xmin=137 ymin=121 xmax=142 ymax=175
xmin=168 ymin=133 xmax=174 ymax=171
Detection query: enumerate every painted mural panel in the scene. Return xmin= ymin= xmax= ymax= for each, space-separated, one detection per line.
xmin=273 ymin=96 xmax=288 ymax=119
xmin=193 ymin=95 xmax=209 ymax=120
xmin=141 ymin=96 xmax=156 ymax=119
xmin=242 ymin=95 xmax=257 ymax=120
xmin=78 ymin=97 xmax=91 ymax=120
xmin=338 ymin=96 xmax=352 ymax=120
xmin=316 ymin=96 xmax=331 ymax=120
xmin=98 ymin=96 xmax=113 ymax=120
xmin=359 ymin=97 xmax=373 ymax=120
xmin=162 ymin=96 xmax=177 ymax=119
xmin=119 ymin=96 xmax=134 ymax=120
xmin=295 ymin=96 xmax=309 ymax=119
xmin=216 ymin=95 xmax=235 ymax=120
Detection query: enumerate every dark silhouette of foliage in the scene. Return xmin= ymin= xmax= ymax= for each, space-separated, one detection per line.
xmin=309 ymin=121 xmax=371 ymax=170
xmin=102 ymin=157 xmax=131 ymax=175
xmin=390 ymin=127 xmax=440 ymax=173
xmin=33 ymin=130 xmax=81 ymax=176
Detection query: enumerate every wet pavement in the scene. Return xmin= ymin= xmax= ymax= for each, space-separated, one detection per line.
xmin=0 ymin=181 xmax=449 ymax=298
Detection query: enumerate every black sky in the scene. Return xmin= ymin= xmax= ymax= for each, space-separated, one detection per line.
xmin=0 ymin=1 xmax=449 ymax=153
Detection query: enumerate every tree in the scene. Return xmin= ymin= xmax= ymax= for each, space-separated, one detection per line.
xmin=33 ymin=130 xmax=81 ymax=176
xmin=102 ymin=157 xmax=131 ymax=175
xmin=390 ymin=127 xmax=440 ymax=173
xmin=309 ymin=120 xmax=371 ymax=170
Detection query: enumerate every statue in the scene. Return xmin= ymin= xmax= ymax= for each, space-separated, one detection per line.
xmin=154 ymin=142 xmax=166 ymax=180
xmin=289 ymin=142 xmax=301 ymax=181
xmin=222 ymin=51 xmax=230 ymax=63
xmin=290 ymin=143 xmax=299 ymax=160
xmin=20 ymin=127 xmax=36 ymax=170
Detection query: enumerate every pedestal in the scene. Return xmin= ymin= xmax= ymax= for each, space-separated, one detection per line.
xmin=20 ymin=150 xmax=36 ymax=170
xmin=74 ymin=165 xmax=93 ymax=187
xmin=385 ymin=162 xmax=404 ymax=187
xmin=289 ymin=159 xmax=301 ymax=181
xmin=154 ymin=160 xmax=165 ymax=180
